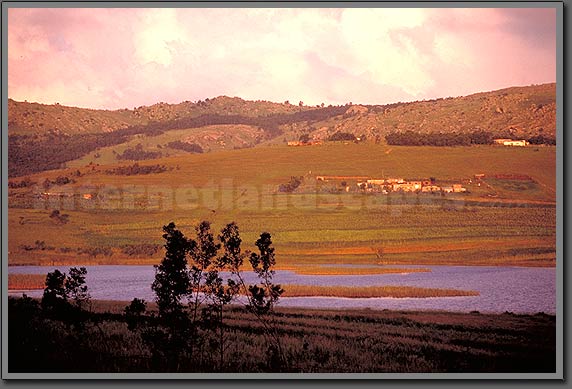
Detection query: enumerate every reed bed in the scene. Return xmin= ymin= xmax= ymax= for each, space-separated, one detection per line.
xmin=8 ymin=274 xmax=45 ymax=290
xmin=279 ymin=265 xmax=431 ymax=275
xmin=280 ymin=284 xmax=479 ymax=298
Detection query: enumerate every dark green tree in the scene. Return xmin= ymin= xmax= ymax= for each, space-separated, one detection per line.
xmin=41 ymin=269 xmax=67 ymax=314
xmin=149 ymin=222 xmax=194 ymax=371
xmin=152 ymin=222 xmax=191 ymax=321
xmin=124 ymin=298 xmax=147 ymax=331
xmin=65 ymin=267 xmax=90 ymax=310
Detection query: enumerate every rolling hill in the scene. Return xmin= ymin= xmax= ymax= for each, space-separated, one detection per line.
xmin=8 ymin=83 xmax=556 ymax=177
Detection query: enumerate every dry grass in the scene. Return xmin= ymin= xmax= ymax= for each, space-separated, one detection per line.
xmin=280 ymin=284 xmax=479 ymax=298
xmin=8 ymin=274 xmax=45 ymax=290
xmin=10 ymin=296 xmax=555 ymax=373
xmin=277 ymin=265 xmax=431 ymax=275
xmin=8 ymin=144 xmax=556 ymax=269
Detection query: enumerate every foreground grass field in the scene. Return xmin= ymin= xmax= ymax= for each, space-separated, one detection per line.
xmin=8 ymin=144 xmax=556 ymax=268
xmin=8 ymin=297 xmax=555 ymax=373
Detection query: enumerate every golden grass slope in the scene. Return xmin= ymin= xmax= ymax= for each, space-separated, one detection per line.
xmin=8 ymin=144 xmax=556 ymax=268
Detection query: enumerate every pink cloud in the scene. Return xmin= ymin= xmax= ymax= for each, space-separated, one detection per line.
xmin=7 ymin=8 xmax=557 ymax=109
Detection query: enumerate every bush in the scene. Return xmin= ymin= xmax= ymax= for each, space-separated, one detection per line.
xmin=166 ymin=141 xmax=204 ymax=153
xmin=278 ymin=176 xmax=303 ymax=193
xmin=117 ymin=144 xmax=162 ymax=161
xmin=327 ymin=132 xmax=356 ymax=142
xmin=106 ymin=163 xmax=169 ymax=176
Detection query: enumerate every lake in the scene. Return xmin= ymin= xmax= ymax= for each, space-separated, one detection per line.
xmin=8 ymin=265 xmax=556 ymax=314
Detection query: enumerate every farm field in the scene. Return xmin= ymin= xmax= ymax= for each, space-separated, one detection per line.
xmin=8 ymin=144 xmax=556 ymax=268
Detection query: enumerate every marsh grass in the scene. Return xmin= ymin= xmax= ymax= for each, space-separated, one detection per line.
xmin=8 ymin=274 xmax=45 ymax=290
xmin=276 ymin=265 xmax=431 ymax=275
xmin=280 ymin=284 xmax=479 ymax=298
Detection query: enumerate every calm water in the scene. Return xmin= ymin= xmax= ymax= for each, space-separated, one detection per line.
xmin=8 ymin=265 xmax=556 ymax=314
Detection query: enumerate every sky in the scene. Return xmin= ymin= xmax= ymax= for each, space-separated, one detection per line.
xmin=7 ymin=7 xmax=557 ymax=110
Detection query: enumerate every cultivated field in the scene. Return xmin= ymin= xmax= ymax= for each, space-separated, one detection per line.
xmin=8 ymin=144 xmax=556 ymax=268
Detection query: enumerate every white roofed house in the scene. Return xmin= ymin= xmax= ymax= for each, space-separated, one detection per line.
xmin=493 ymin=139 xmax=529 ymax=146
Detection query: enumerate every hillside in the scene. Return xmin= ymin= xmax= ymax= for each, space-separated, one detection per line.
xmin=294 ymin=83 xmax=556 ymax=142
xmin=7 ymin=96 xmax=316 ymax=136
xmin=8 ymin=83 xmax=556 ymax=177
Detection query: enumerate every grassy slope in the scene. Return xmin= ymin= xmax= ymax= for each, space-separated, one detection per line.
xmin=8 ymin=144 xmax=556 ymax=267
xmin=65 ymin=124 xmax=264 ymax=168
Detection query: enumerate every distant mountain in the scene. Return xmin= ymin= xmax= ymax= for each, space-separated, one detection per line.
xmin=7 ymin=96 xmax=316 ymax=135
xmin=9 ymin=84 xmax=555 ymax=139
xmin=8 ymin=84 xmax=556 ymax=177
xmin=296 ymin=83 xmax=556 ymax=143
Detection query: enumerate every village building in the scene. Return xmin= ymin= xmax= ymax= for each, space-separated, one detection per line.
xmin=392 ymin=182 xmax=421 ymax=192
xmin=493 ymin=139 xmax=529 ymax=147
xmin=385 ymin=178 xmax=404 ymax=184
xmin=317 ymin=173 xmax=465 ymax=195
xmin=421 ymin=185 xmax=441 ymax=193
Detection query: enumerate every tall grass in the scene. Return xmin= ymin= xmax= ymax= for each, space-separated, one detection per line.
xmin=8 ymin=297 xmax=555 ymax=373
xmin=280 ymin=285 xmax=479 ymax=298
xmin=276 ymin=265 xmax=431 ymax=275
xmin=8 ymin=274 xmax=45 ymax=290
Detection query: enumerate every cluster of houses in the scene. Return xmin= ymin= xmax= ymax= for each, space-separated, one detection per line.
xmin=316 ymin=175 xmax=467 ymax=194
xmin=493 ymin=139 xmax=529 ymax=147
xmin=38 ymin=192 xmax=93 ymax=200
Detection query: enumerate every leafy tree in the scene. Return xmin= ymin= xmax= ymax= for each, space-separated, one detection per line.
xmin=149 ymin=223 xmax=194 ymax=370
xmin=139 ymin=221 xmax=285 ymax=371
xmin=41 ymin=267 xmax=90 ymax=324
xmin=41 ymin=269 xmax=67 ymax=314
xmin=188 ymin=221 xmax=220 ymax=325
xmin=248 ymin=233 xmax=283 ymax=314
xmin=65 ymin=267 xmax=91 ymax=310
xmin=152 ymin=222 xmax=191 ymax=321
xmin=247 ymin=232 xmax=285 ymax=370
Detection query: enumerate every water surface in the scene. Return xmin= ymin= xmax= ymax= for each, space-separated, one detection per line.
xmin=8 ymin=265 xmax=556 ymax=314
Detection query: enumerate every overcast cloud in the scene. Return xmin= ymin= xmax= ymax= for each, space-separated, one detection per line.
xmin=8 ymin=8 xmax=557 ymax=109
